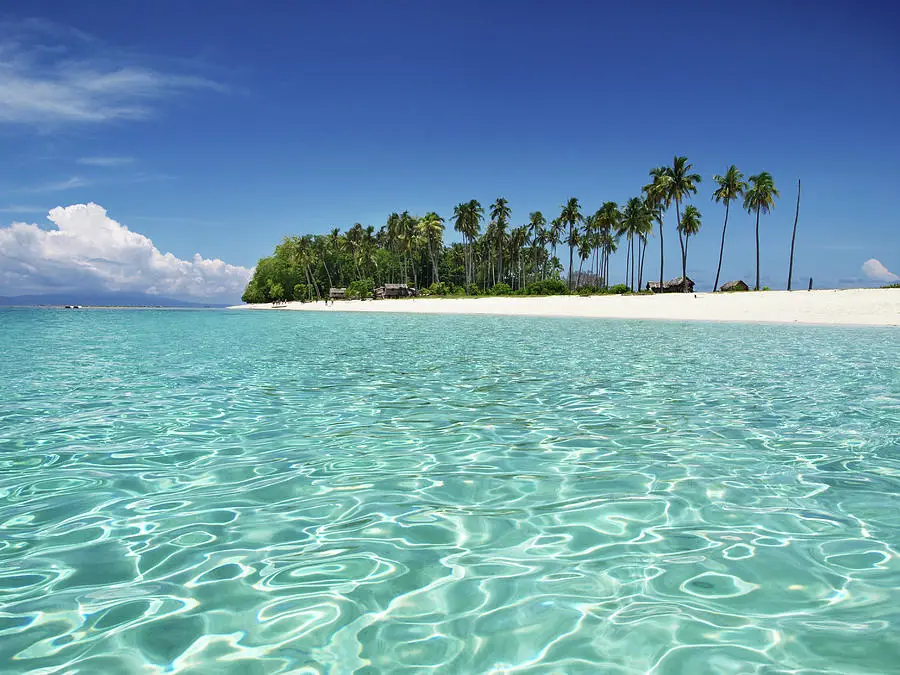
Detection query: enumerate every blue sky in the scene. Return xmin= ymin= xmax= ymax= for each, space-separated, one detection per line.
xmin=1 ymin=0 xmax=899 ymax=299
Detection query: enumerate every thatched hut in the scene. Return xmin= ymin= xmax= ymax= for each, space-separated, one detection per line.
xmin=646 ymin=276 xmax=694 ymax=293
xmin=719 ymin=280 xmax=749 ymax=292
xmin=375 ymin=283 xmax=418 ymax=299
xmin=329 ymin=287 xmax=347 ymax=300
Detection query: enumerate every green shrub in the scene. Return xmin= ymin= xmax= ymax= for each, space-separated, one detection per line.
xmin=762 ymin=286 xmax=771 ymax=291
xmin=608 ymin=283 xmax=630 ymax=295
xmin=425 ymin=282 xmax=454 ymax=296
xmin=465 ymin=283 xmax=480 ymax=296
xmin=347 ymin=279 xmax=374 ymax=299
xmin=491 ymin=282 xmax=513 ymax=296
xmin=883 ymin=282 xmax=900 ymax=289
xmin=293 ymin=283 xmax=309 ymax=301
xmin=523 ymin=279 xmax=569 ymax=296
xmin=577 ymin=285 xmax=603 ymax=296
xmin=266 ymin=280 xmax=285 ymax=301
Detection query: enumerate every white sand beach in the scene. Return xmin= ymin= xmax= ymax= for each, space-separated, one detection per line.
xmin=231 ymin=288 xmax=900 ymax=326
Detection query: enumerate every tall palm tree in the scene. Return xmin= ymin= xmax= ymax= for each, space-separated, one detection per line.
xmin=490 ymin=198 xmax=511 ymax=284
xmin=527 ymin=211 xmax=546 ymax=282
xmin=664 ymin=156 xmax=701 ymax=291
xmin=509 ymin=225 xmax=528 ymax=289
xmin=559 ymin=198 xmax=583 ymax=290
xmin=596 ymin=201 xmax=620 ymax=289
xmin=419 ymin=212 xmax=444 ymax=284
xmin=643 ymin=166 xmax=672 ymax=290
xmin=677 ymin=205 xmax=701 ymax=284
xmin=621 ymin=198 xmax=651 ymax=291
xmin=744 ymin=172 xmax=779 ymax=290
xmin=460 ymin=200 xmax=483 ymax=290
xmin=452 ymin=203 xmax=470 ymax=285
xmin=548 ymin=217 xmax=564 ymax=274
xmin=577 ymin=232 xmax=591 ymax=289
xmin=637 ymin=202 xmax=656 ymax=291
xmin=711 ymin=166 xmax=747 ymax=291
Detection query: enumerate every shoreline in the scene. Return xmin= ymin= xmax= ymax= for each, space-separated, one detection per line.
xmin=229 ymin=288 xmax=900 ymax=327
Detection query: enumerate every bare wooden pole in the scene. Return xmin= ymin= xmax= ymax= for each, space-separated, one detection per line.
xmin=787 ymin=179 xmax=801 ymax=291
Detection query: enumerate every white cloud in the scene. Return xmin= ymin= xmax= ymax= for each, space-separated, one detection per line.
xmin=20 ymin=176 xmax=89 ymax=192
xmin=77 ymin=156 xmax=134 ymax=166
xmin=0 ymin=20 xmax=225 ymax=126
xmin=0 ymin=205 xmax=48 ymax=214
xmin=0 ymin=203 xmax=252 ymax=301
xmin=861 ymin=258 xmax=899 ymax=283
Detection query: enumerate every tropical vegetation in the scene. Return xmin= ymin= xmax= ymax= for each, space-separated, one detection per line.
xmin=242 ymin=159 xmax=788 ymax=303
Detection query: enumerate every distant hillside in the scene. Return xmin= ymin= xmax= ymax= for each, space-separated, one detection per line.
xmin=0 ymin=292 xmax=230 ymax=308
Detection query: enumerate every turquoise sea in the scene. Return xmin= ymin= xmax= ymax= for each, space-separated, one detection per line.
xmin=1 ymin=308 xmax=899 ymax=674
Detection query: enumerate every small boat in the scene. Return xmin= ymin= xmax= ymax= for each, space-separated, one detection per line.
xmin=64 ymin=305 xmax=82 ymax=309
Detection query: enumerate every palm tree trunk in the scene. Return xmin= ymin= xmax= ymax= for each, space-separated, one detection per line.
xmin=787 ymin=179 xmax=801 ymax=291
xmin=638 ymin=239 xmax=645 ymax=291
xmin=624 ymin=237 xmax=631 ymax=286
xmin=567 ymin=224 xmax=574 ymax=290
xmin=630 ymin=233 xmax=636 ymax=292
xmin=755 ymin=207 xmax=761 ymax=291
xmin=676 ymin=199 xmax=686 ymax=292
xmin=713 ymin=201 xmax=730 ymax=292
xmin=659 ymin=215 xmax=665 ymax=292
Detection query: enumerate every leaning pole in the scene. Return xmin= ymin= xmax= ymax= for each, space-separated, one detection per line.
xmin=787 ymin=179 xmax=801 ymax=291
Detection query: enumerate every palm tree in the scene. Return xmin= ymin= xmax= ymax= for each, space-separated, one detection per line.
xmin=621 ymin=198 xmax=651 ymax=291
xmin=664 ymin=156 xmax=701 ymax=291
xmin=527 ymin=211 xmax=546 ymax=282
xmin=678 ymin=205 xmax=701 ymax=284
xmin=559 ymin=198 xmax=583 ymax=290
xmin=596 ymin=202 xmax=620 ymax=289
xmin=452 ymin=203 xmax=470 ymax=284
xmin=548 ymin=217 xmax=564 ymax=275
xmin=711 ymin=166 xmax=748 ymax=291
xmin=419 ymin=212 xmax=444 ymax=284
xmin=643 ymin=166 xmax=672 ymax=290
xmin=744 ymin=172 xmax=779 ymax=290
xmin=490 ymin=198 xmax=511 ymax=285
xmin=509 ymin=225 xmax=528 ymax=289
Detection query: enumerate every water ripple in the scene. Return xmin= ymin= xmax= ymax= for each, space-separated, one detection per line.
xmin=0 ymin=308 xmax=898 ymax=673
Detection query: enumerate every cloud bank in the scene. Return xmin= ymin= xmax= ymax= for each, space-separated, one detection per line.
xmin=861 ymin=258 xmax=899 ymax=283
xmin=0 ymin=204 xmax=251 ymax=301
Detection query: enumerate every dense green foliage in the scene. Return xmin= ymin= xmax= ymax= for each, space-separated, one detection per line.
xmin=242 ymin=159 xmax=782 ymax=302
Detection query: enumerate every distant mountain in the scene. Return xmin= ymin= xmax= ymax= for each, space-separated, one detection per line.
xmin=0 ymin=292 xmax=230 ymax=308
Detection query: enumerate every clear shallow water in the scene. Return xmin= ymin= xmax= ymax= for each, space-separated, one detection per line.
xmin=1 ymin=308 xmax=899 ymax=674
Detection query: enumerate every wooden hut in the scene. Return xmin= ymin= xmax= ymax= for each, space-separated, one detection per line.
xmin=329 ymin=287 xmax=347 ymax=300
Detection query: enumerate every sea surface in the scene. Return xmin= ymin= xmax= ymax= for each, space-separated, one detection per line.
xmin=1 ymin=308 xmax=899 ymax=674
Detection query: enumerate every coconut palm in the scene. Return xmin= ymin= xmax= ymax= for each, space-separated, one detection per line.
xmin=711 ymin=166 xmax=748 ymax=291
xmin=664 ymin=157 xmax=701 ymax=291
xmin=452 ymin=203 xmax=470 ymax=284
xmin=677 ymin=205 xmax=701 ymax=284
xmin=419 ymin=212 xmax=444 ymax=284
xmin=596 ymin=201 xmax=621 ymax=289
xmin=559 ymin=198 xmax=583 ymax=290
xmin=643 ymin=166 xmax=672 ymax=290
xmin=548 ymin=216 xmax=564 ymax=273
xmin=744 ymin=172 xmax=779 ymax=290
xmin=527 ymin=211 xmax=546 ymax=282
xmin=621 ymin=198 xmax=651 ymax=291
xmin=490 ymin=198 xmax=511 ymax=284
